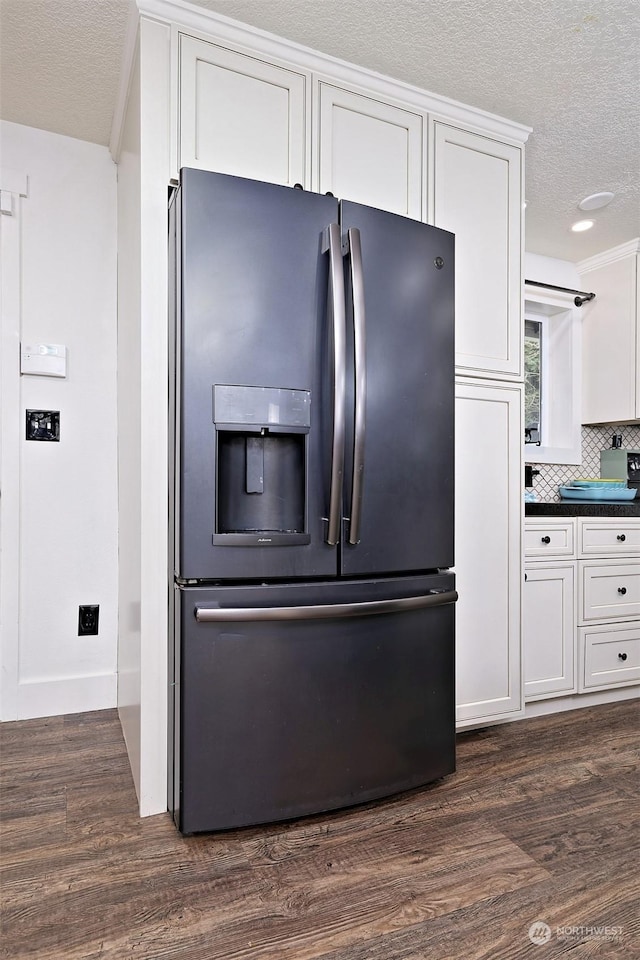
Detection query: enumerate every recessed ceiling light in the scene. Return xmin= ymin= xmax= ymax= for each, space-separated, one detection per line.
xmin=579 ymin=192 xmax=614 ymax=211
xmin=571 ymin=219 xmax=595 ymax=233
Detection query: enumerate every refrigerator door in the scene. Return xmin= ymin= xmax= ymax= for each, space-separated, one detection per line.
xmin=173 ymin=574 xmax=456 ymax=834
xmin=340 ymin=201 xmax=455 ymax=576
xmin=176 ymin=169 xmax=340 ymax=581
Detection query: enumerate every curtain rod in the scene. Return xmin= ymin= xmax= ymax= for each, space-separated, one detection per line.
xmin=525 ymin=279 xmax=596 ymax=307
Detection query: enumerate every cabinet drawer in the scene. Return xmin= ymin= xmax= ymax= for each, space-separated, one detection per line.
xmin=579 ymin=623 xmax=640 ymax=690
xmin=579 ymin=519 xmax=640 ymax=557
xmin=579 ymin=560 xmax=640 ymax=622
xmin=525 ymin=520 xmax=575 ymax=558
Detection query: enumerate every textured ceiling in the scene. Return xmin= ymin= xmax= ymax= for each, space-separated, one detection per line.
xmin=1 ymin=0 xmax=638 ymax=261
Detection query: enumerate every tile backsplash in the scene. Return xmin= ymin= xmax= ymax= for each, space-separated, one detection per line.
xmin=527 ymin=425 xmax=640 ymax=501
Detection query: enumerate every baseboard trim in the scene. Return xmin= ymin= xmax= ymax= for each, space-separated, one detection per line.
xmin=524 ymin=685 xmax=640 ymax=720
xmin=16 ymin=673 xmax=117 ymax=720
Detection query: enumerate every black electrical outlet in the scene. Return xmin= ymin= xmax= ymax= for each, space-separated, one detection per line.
xmin=78 ymin=605 xmax=99 ymax=636
xmin=26 ymin=409 xmax=60 ymax=441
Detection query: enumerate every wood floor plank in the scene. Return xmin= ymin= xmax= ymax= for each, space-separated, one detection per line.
xmin=487 ymin=782 xmax=640 ymax=875
xmin=1 ymin=699 xmax=638 ymax=960
xmin=312 ymin=858 xmax=640 ymax=960
xmin=3 ymin=824 xmax=547 ymax=960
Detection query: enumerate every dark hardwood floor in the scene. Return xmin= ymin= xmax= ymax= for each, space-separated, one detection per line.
xmin=1 ymin=699 xmax=638 ymax=959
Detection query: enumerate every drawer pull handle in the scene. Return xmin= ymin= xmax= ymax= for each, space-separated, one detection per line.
xmin=618 ymin=652 xmax=628 ymax=662
xmin=541 ymin=536 xmax=551 ymax=544
xmin=618 ymin=586 xmax=627 ymax=595
xmin=617 ymin=534 xmax=626 ymax=542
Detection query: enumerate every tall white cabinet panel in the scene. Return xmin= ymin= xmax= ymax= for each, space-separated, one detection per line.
xmin=316 ymin=82 xmax=423 ymax=218
xmin=455 ymin=379 xmax=523 ymax=725
xmin=179 ymin=35 xmax=308 ymax=187
xmin=524 ymin=562 xmax=577 ymax=700
xmin=431 ymin=123 xmax=522 ymax=378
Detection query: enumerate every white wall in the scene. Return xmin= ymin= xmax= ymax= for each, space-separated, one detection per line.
xmin=0 ymin=121 xmax=118 ymax=719
xmin=525 ymin=251 xmax=582 ymax=290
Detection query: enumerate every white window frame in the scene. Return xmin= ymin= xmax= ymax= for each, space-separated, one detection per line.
xmin=524 ymin=286 xmax=582 ymax=466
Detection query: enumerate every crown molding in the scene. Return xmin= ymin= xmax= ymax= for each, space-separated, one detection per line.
xmin=577 ymin=237 xmax=640 ymax=275
xmin=110 ymin=0 xmax=532 ymax=161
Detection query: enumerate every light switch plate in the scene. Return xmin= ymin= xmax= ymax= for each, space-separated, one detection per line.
xmin=21 ymin=343 xmax=67 ymax=378
xmin=26 ymin=410 xmax=60 ymax=441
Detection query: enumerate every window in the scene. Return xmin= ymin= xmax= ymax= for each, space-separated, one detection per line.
xmin=524 ymin=318 xmax=542 ymax=445
xmin=523 ymin=290 xmax=582 ymax=466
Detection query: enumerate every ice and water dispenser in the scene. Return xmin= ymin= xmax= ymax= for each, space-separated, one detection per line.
xmin=213 ymin=385 xmax=311 ymax=545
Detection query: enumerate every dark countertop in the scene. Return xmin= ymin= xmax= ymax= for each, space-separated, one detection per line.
xmin=525 ymin=500 xmax=640 ymax=517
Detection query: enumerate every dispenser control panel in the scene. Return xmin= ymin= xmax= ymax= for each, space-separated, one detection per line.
xmin=213 ymin=384 xmax=310 ymax=430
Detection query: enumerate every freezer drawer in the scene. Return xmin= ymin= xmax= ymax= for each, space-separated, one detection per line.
xmin=172 ymin=575 xmax=456 ymax=833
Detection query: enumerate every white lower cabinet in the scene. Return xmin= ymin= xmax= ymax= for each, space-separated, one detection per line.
xmin=455 ymin=378 xmax=523 ymax=726
xmin=524 ymin=516 xmax=640 ymax=703
xmin=579 ymin=559 xmax=640 ymax=623
xmin=524 ymin=518 xmax=575 ymax=558
xmin=579 ymin=622 xmax=640 ymax=690
xmin=524 ymin=561 xmax=577 ymax=700
xmin=576 ymin=518 xmax=640 ymax=693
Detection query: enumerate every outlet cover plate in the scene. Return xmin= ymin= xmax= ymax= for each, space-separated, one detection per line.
xmin=78 ymin=605 xmax=99 ymax=636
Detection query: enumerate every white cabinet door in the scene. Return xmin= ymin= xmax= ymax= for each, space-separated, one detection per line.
xmin=316 ymin=82 xmax=423 ymax=218
xmin=580 ymin=252 xmax=638 ymax=424
xmin=179 ymin=35 xmax=309 ymax=187
xmin=524 ymin=562 xmax=577 ymax=700
xmin=431 ymin=123 xmax=522 ymax=378
xmin=455 ymin=378 xmax=523 ymax=726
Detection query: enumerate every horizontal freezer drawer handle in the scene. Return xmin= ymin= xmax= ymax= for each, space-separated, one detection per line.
xmin=195 ymin=590 xmax=458 ymax=623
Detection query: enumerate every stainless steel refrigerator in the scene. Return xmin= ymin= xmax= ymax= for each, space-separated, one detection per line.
xmin=169 ymin=168 xmax=456 ymax=834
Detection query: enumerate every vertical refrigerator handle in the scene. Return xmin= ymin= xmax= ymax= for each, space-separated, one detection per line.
xmin=323 ymin=222 xmax=346 ymax=546
xmin=347 ymin=227 xmax=366 ymax=544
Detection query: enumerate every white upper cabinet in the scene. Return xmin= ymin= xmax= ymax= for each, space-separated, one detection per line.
xmin=430 ymin=123 xmax=523 ymax=378
xmin=579 ymin=242 xmax=639 ymax=425
xmin=179 ymin=35 xmax=309 ymax=187
xmin=315 ymin=82 xmax=423 ymax=218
